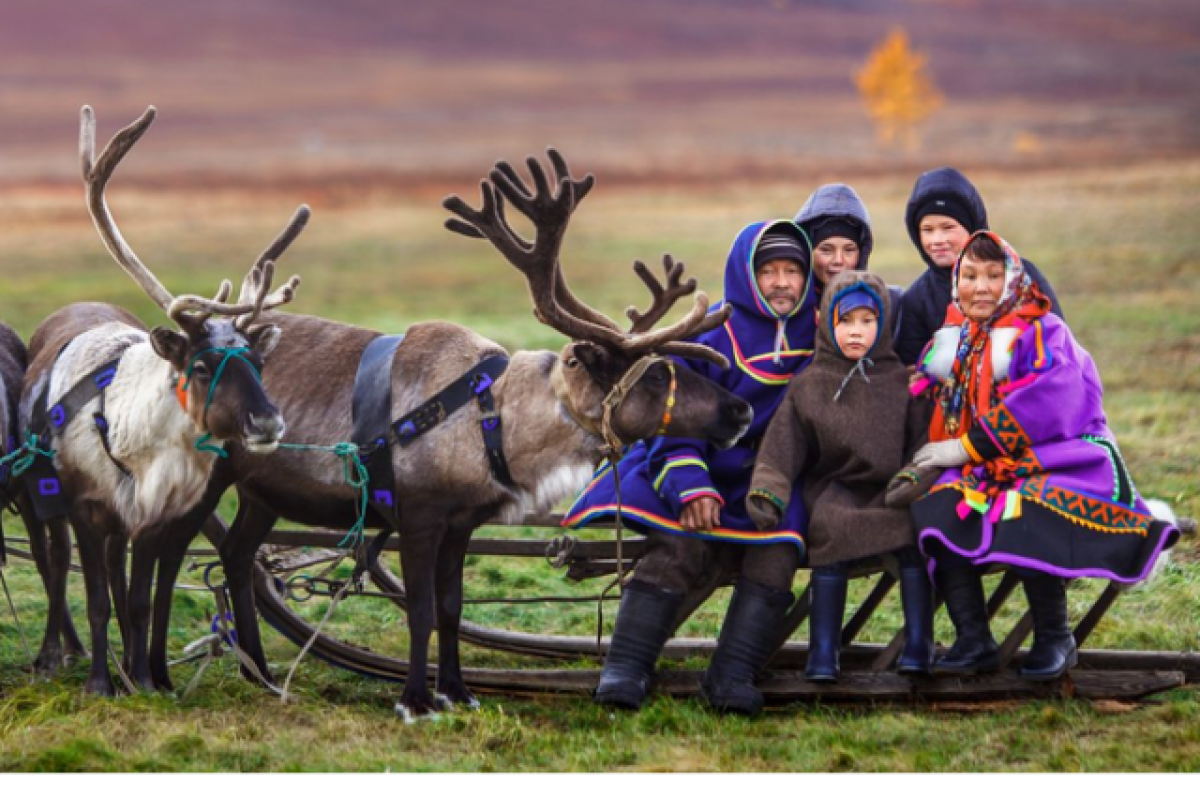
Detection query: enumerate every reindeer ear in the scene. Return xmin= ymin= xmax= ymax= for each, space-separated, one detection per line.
xmin=150 ymin=326 xmax=189 ymax=371
xmin=246 ymin=324 xmax=281 ymax=359
xmin=572 ymin=342 xmax=623 ymax=386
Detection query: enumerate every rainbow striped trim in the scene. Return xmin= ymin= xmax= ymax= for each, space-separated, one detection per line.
xmin=680 ymin=488 xmax=724 ymax=505
xmin=577 ymin=461 xmax=614 ymax=494
xmin=653 ymin=456 xmax=709 ymax=491
xmin=725 ymin=321 xmax=812 ymax=385
xmin=562 ymin=504 xmax=806 ymax=551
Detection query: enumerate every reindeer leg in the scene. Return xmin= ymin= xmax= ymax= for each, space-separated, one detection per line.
xmin=219 ymin=497 xmax=279 ymax=687
xmin=149 ymin=512 xmax=207 ymax=692
xmin=105 ymin=532 xmax=132 ymax=675
xmin=395 ymin=517 xmax=440 ymax=722
xmin=49 ymin=517 xmax=88 ymax=660
xmin=433 ymin=520 xmax=480 ymax=710
xmin=72 ymin=512 xmax=115 ymax=696
xmin=22 ymin=499 xmax=65 ymax=674
xmin=125 ymin=530 xmax=160 ymax=691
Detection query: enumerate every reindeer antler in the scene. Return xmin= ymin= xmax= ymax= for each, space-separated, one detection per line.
xmin=626 ymin=255 xmax=699 ymax=333
xmin=444 ymin=149 xmax=729 ymax=368
xmin=81 ymin=105 xmax=303 ymax=334
xmin=235 ymin=205 xmax=308 ymax=331
xmin=81 ymin=105 xmax=174 ymax=311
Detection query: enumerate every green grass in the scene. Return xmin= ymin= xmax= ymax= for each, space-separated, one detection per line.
xmin=1 ymin=161 xmax=1199 ymax=771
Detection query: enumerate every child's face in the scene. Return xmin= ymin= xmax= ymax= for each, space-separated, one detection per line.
xmin=755 ymin=258 xmax=805 ymax=315
xmin=919 ymin=214 xmax=970 ymax=269
xmin=812 ymin=236 xmax=860 ymax=285
xmin=834 ymin=307 xmax=879 ymax=360
xmin=957 ymin=254 xmax=1007 ymax=322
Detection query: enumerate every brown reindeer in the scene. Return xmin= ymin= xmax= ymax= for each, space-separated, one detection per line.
xmin=21 ymin=106 xmax=304 ymax=695
xmin=171 ymin=151 xmax=752 ymax=720
xmin=1 ymin=323 xmax=93 ymax=675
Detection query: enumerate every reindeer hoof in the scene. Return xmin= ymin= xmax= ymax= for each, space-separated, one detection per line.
xmin=394 ymin=703 xmax=441 ymax=724
xmin=85 ymin=678 xmax=116 ymax=698
xmin=436 ymin=692 xmax=481 ymax=711
xmin=32 ymin=654 xmax=62 ymax=677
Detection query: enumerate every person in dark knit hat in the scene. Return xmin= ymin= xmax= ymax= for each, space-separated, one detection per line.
xmin=895 ymin=167 xmax=1063 ymax=365
xmin=565 ymin=219 xmax=818 ymax=716
xmin=796 ymin=182 xmax=906 ymax=335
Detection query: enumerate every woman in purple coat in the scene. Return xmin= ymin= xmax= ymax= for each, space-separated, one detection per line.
xmin=910 ymin=231 xmax=1179 ymax=681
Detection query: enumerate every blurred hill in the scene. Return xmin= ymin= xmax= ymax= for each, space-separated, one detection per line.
xmin=1 ymin=0 xmax=1198 ymax=185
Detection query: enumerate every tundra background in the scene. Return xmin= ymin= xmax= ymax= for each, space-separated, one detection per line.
xmin=1 ymin=0 xmax=1198 ymax=773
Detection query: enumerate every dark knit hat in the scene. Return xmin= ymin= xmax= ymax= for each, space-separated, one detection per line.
xmin=809 ymin=216 xmax=864 ymax=248
xmin=914 ymin=194 xmax=977 ymax=233
xmin=753 ymin=231 xmax=809 ymax=271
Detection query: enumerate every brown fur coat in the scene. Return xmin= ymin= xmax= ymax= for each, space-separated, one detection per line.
xmin=749 ymin=271 xmax=929 ymax=566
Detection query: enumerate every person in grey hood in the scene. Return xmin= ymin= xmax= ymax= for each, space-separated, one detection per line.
xmin=895 ymin=167 xmax=1063 ymax=365
xmin=795 ymin=182 xmax=905 ymax=334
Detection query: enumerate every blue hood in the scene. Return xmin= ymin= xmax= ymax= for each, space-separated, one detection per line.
xmin=794 ymin=183 xmax=874 ymax=271
xmin=722 ymin=218 xmax=813 ymax=321
xmin=904 ymin=167 xmax=989 ymax=271
xmin=711 ymin=218 xmax=816 ymax=373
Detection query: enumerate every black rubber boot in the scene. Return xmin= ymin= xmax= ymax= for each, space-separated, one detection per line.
xmin=701 ymin=578 xmax=793 ymax=715
xmin=1019 ymin=573 xmax=1078 ymax=682
xmin=933 ymin=565 xmax=1000 ymax=674
xmin=895 ymin=565 xmax=935 ymax=675
xmin=804 ymin=570 xmax=848 ymax=684
xmin=594 ymin=581 xmax=683 ymax=710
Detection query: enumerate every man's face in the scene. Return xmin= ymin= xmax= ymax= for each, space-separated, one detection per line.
xmin=918 ymin=214 xmax=970 ymax=269
xmin=755 ymin=258 xmax=804 ymax=315
xmin=812 ymin=236 xmax=860 ymax=285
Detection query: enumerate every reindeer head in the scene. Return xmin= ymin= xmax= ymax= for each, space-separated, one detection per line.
xmin=80 ymin=106 xmax=305 ymax=454
xmin=444 ymin=150 xmax=753 ymax=451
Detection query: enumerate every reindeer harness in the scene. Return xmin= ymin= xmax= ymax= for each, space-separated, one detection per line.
xmin=349 ymin=335 xmax=515 ymax=533
xmin=24 ymin=356 xmax=124 ymax=520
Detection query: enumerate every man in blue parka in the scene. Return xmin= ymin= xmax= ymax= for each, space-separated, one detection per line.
xmin=564 ymin=219 xmax=817 ymax=714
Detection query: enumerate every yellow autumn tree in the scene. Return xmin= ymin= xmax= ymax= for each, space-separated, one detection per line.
xmin=855 ymin=29 xmax=943 ymax=150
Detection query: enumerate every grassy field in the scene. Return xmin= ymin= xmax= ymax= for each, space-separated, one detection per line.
xmin=1 ymin=159 xmax=1198 ymax=771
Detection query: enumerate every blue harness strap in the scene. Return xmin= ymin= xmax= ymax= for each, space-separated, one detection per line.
xmin=350 ymin=334 xmax=405 ymax=531
xmin=391 ymin=354 xmax=514 ymax=487
xmin=24 ymin=356 xmax=124 ymax=521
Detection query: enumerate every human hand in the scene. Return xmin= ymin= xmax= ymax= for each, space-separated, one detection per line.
xmin=747 ymin=492 xmax=783 ymax=531
xmin=885 ymin=464 xmax=942 ymax=508
xmin=912 ymin=439 xmax=970 ymax=469
xmin=680 ymin=497 xmax=721 ymax=532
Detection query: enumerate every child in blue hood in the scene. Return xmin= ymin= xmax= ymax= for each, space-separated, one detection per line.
xmin=750 ymin=271 xmax=934 ymax=683
xmin=564 ymin=219 xmax=818 ymax=714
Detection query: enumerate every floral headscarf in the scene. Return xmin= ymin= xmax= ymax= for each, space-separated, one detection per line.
xmin=932 ymin=230 xmax=1051 ymax=438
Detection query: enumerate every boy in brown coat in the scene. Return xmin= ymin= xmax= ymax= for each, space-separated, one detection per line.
xmin=748 ymin=271 xmax=933 ymax=681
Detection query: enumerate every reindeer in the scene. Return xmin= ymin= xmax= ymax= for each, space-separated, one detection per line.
xmin=20 ymin=106 xmax=304 ymax=695
xmin=1 ymin=323 xmax=91 ymax=675
xmin=165 ymin=151 xmax=753 ymax=720
xmin=1 ymin=324 xmax=27 ymax=575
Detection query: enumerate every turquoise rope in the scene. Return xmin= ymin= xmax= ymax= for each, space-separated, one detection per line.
xmin=277 ymin=442 xmax=370 ymax=548
xmin=184 ymin=347 xmax=260 ymax=459
xmin=0 ymin=432 xmax=57 ymax=479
